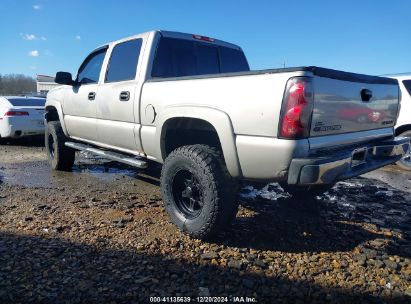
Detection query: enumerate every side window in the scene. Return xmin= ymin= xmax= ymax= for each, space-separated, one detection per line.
xmin=77 ymin=48 xmax=107 ymax=84
xmin=105 ymin=39 xmax=142 ymax=82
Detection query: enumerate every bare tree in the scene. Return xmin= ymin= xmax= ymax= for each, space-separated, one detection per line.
xmin=0 ymin=74 xmax=36 ymax=95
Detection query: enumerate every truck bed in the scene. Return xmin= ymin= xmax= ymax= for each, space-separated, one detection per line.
xmin=145 ymin=66 xmax=398 ymax=140
xmin=148 ymin=66 xmax=397 ymax=85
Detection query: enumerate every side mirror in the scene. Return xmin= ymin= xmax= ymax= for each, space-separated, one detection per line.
xmin=55 ymin=72 xmax=74 ymax=85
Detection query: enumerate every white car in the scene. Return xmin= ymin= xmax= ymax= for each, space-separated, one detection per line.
xmin=0 ymin=96 xmax=46 ymax=142
xmin=389 ymin=74 xmax=411 ymax=169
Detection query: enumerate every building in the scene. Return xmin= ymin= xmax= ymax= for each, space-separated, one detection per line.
xmin=36 ymin=74 xmax=60 ymax=94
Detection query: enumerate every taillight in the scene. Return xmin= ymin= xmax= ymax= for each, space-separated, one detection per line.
xmin=4 ymin=111 xmax=29 ymax=116
xmin=279 ymin=77 xmax=313 ymax=139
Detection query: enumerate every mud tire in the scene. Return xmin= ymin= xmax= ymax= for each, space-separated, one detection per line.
xmin=45 ymin=121 xmax=75 ymax=171
xmin=161 ymin=144 xmax=238 ymax=239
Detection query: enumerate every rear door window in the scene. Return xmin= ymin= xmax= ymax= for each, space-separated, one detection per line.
xmin=105 ymin=39 xmax=143 ymax=82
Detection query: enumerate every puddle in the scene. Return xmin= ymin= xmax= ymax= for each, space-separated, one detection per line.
xmin=73 ymin=162 xmax=140 ymax=183
xmin=0 ymin=154 xmax=147 ymax=188
xmin=239 ymin=183 xmax=290 ymax=201
xmin=0 ymin=161 xmax=54 ymax=188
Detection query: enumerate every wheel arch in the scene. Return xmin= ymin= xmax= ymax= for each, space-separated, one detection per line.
xmin=44 ymin=101 xmax=68 ymax=136
xmin=395 ymin=124 xmax=411 ymax=136
xmin=156 ymin=106 xmax=242 ymax=178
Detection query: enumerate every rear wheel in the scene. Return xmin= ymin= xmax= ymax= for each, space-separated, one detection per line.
xmin=396 ymin=130 xmax=411 ymax=171
xmin=160 ymin=144 xmax=238 ymax=239
xmin=45 ymin=121 xmax=75 ymax=171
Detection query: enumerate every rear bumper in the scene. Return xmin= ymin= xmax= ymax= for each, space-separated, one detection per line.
xmin=1 ymin=124 xmax=45 ymax=138
xmin=288 ymin=137 xmax=409 ymax=185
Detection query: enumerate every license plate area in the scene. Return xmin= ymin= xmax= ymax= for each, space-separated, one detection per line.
xmin=31 ymin=119 xmax=44 ymax=126
xmin=351 ymin=147 xmax=367 ymax=167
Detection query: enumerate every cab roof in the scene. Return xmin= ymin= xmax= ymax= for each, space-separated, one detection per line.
xmin=98 ymin=30 xmax=243 ymax=51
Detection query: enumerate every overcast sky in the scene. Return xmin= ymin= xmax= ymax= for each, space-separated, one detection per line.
xmin=0 ymin=0 xmax=410 ymax=77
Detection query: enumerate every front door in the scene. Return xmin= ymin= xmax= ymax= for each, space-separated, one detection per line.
xmin=63 ymin=47 xmax=107 ymax=142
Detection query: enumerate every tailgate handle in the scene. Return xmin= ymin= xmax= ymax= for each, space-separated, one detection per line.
xmin=361 ymin=89 xmax=372 ymax=102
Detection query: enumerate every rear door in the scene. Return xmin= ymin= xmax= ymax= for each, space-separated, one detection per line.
xmin=96 ymin=37 xmax=144 ymax=152
xmin=63 ymin=47 xmax=107 ymax=141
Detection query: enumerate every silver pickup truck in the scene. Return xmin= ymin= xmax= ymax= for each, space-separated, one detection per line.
xmin=45 ymin=30 xmax=409 ymax=239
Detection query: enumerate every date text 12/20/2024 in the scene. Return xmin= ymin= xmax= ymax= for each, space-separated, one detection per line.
xmin=149 ymin=296 xmax=257 ymax=303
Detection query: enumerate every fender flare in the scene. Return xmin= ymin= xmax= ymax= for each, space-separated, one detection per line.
xmin=157 ymin=105 xmax=242 ymax=178
xmin=45 ymin=101 xmax=69 ymax=137
xmin=395 ymin=121 xmax=411 ymax=133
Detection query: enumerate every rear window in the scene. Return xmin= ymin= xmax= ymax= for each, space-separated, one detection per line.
xmin=7 ymin=98 xmax=45 ymax=107
xmin=196 ymin=44 xmax=220 ymax=75
xmin=403 ymin=80 xmax=411 ymax=96
xmin=152 ymin=37 xmax=249 ymax=78
xmin=219 ymin=47 xmax=249 ymax=73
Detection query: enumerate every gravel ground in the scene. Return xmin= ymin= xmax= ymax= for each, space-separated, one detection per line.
xmin=0 ymin=139 xmax=410 ymax=303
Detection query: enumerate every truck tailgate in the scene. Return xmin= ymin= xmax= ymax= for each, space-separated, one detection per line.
xmin=310 ymin=76 xmax=399 ymax=137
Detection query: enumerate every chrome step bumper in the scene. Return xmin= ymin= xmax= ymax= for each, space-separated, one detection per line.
xmin=287 ymin=137 xmax=409 ymax=185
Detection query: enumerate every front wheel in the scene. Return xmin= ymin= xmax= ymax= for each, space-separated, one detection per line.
xmin=396 ymin=130 xmax=411 ymax=171
xmin=45 ymin=121 xmax=75 ymax=171
xmin=160 ymin=145 xmax=238 ymax=239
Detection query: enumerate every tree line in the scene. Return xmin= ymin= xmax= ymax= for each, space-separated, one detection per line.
xmin=0 ymin=74 xmax=36 ymax=95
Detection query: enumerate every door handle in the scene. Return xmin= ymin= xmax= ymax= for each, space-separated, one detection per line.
xmin=88 ymin=92 xmax=96 ymax=100
xmin=119 ymin=91 xmax=130 ymax=101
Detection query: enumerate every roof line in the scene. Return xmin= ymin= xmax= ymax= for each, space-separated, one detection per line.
xmin=381 ymin=72 xmax=411 ymax=76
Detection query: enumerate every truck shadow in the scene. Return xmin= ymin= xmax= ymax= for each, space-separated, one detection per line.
xmin=62 ymin=157 xmax=411 ymax=261
xmin=214 ymin=179 xmax=411 ymax=260
xmin=131 ymin=167 xmax=410 ymax=258
xmin=0 ymin=232 xmax=404 ymax=303
xmin=216 ymin=197 xmax=380 ymax=253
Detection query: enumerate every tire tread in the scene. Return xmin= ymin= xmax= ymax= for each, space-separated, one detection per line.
xmin=161 ymin=144 xmax=238 ymax=239
xmin=46 ymin=121 xmax=75 ymax=171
